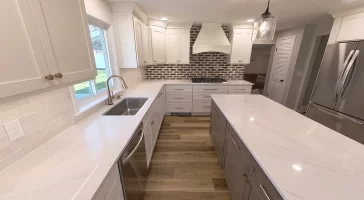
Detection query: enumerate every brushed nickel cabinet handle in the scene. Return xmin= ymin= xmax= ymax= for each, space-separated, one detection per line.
xmin=202 ymin=106 xmax=211 ymax=108
xmin=204 ymin=89 xmax=218 ymax=91
xmin=229 ymin=134 xmax=239 ymax=149
xmin=175 ymin=107 xmax=184 ymax=109
xmin=45 ymin=74 xmax=54 ymax=80
xmin=204 ymin=96 xmax=210 ymax=98
xmin=175 ymin=89 xmax=184 ymax=91
xmin=174 ymin=97 xmax=184 ymax=100
xmin=54 ymin=73 xmax=63 ymax=78
xmin=260 ymin=184 xmax=272 ymax=200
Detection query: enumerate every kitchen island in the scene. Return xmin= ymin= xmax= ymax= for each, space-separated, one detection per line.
xmin=210 ymin=94 xmax=364 ymax=200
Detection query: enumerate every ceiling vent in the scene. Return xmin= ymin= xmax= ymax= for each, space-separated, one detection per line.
xmin=193 ymin=23 xmax=231 ymax=54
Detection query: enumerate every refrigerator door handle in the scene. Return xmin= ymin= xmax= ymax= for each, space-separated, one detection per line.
xmin=338 ymin=50 xmax=360 ymax=99
xmin=335 ymin=50 xmax=355 ymax=100
xmin=311 ymin=103 xmax=364 ymax=126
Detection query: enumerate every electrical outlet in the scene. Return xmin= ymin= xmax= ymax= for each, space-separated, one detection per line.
xmin=4 ymin=119 xmax=25 ymax=142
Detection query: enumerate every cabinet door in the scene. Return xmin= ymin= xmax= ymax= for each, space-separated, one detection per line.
xmin=337 ymin=12 xmax=364 ymax=42
xmin=144 ymin=117 xmax=153 ymax=169
xmin=0 ymin=0 xmax=53 ymax=98
xmin=93 ymin=164 xmax=124 ymax=200
xmin=34 ymin=0 xmax=96 ymax=84
xmin=179 ymin=29 xmax=190 ymax=64
xmin=230 ymin=31 xmax=243 ymax=64
xmin=134 ymin=20 xmax=145 ymax=67
xmin=166 ymin=29 xmax=180 ymax=64
xmin=151 ymin=27 xmax=166 ymax=64
xmin=141 ymin=25 xmax=149 ymax=65
xmin=230 ymin=29 xmax=253 ymax=64
xmin=240 ymin=29 xmax=253 ymax=64
xmin=244 ymin=183 xmax=264 ymax=200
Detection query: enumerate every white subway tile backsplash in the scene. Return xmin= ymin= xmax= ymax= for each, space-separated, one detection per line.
xmin=46 ymin=92 xmax=71 ymax=107
xmin=30 ymin=91 xmax=55 ymax=103
xmin=18 ymin=101 xmax=47 ymax=117
xmin=0 ymin=97 xmax=31 ymax=114
xmin=0 ymin=86 xmax=75 ymax=170
xmin=0 ymin=136 xmax=11 ymax=149
xmin=19 ymin=113 xmax=38 ymax=127
xmin=0 ymin=109 xmax=19 ymax=125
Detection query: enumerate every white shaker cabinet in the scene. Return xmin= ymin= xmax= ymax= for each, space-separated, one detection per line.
xmin=0 ymin=0 xmax=96 ymax=99
xmin=93 ymin=164 xmax=124 ymax=200
xmin=337 ymin=12 xmax=364 ymax=42
xmin=36 ymin=0 xmax=96 ymax=85
xmin=134 ymin=17 xmax=149 ymax=66
xmin=150 ymin=26 xmax=166 ymax=64
xmin=166 ymin=28 xmax=191 ymax=64
xmin=229 ymin=28 xmax=253 ymax=64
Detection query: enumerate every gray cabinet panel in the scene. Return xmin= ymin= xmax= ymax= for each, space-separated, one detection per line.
xmin=210 ymin=102 xmax=227 ymax=167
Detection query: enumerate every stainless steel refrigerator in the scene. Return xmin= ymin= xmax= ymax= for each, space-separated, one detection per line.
xmin=306 ymin=41 xmax=364 ymax=144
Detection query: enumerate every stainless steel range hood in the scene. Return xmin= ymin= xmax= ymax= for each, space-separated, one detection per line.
xmin=193 ymin=23 xmax=231 ymax=54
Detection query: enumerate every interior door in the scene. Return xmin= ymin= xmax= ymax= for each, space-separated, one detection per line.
xmin=335 ymin=42 xmax=364 ymax=120
xmin=179 ymin=29 xmax=190 ymax=64
xmin=0 ymin=0 xmax=53 ymax=98
xmin=311 ymin=42 xmax=358 ymax=109
xmin=306 ymin=103 xmax=364 ymax=144
xmin=166 ymin=29 xmax=179 ymax=64
xmin=267 ymin=36 xmax=295 ymax=104
xmin=34 ymin=0 xmax=96 ymax=84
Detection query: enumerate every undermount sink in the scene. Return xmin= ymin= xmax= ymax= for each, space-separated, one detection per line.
xmin=103 ymin=98 xmax=148 ymax=116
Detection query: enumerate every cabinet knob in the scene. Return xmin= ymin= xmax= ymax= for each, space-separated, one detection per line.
xmin=151 ymin=121 xmax=155 ymax=125
xmin=54 ymin=73 xmax=63 ymax=78
xmin=242 ymin=173 xmax=249 ymax=183
xmin=144 ymin=61 xmax=147 ymax=63
xmin=154 ymin=60 xmax=156 ymax=62
xmin=45 ymin=74 xmax=54 ymax=80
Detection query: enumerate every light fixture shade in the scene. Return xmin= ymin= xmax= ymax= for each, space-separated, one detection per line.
xmin=253 ymin=15 xmax=277 ymax=41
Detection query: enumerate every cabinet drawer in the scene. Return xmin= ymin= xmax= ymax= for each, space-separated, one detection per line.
xmin=166 ymin=85 xmax=192 ymax=93
xmin=228 ymin=86 xmax=252 ymax=93
xmin=249 ymin=159 xmax=283 ymax=200
xmin=166 ymin=93 xmax=193 ymax=103
xmin=193 ymin=85 xmax=228 ymax=93
xmin=166 ymin=103 xmax=192 ymax=112
xmin=193 ymin=102 xmax=211 ymax=113
xmin=193 ymin=93 xmax=212 ymax=101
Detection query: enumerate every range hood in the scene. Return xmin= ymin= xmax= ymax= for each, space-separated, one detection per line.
xmin=193 ymin=23 xmax=231 ymax=54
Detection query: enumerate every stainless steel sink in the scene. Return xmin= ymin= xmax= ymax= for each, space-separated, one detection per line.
xmin=103 ymin=98 xmax=148 ymax=116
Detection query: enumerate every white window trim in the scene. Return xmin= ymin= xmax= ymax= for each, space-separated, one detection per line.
xmin=70 ymin=18 xmax=121 ymax=116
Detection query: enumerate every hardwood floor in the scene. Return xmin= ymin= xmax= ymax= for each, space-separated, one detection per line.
xmin=144 ymin=116 xmax=231 ymax=200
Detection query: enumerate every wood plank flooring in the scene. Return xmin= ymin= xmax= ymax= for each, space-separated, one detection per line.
xmin=144 ymin=116 xmax=231 ymax=200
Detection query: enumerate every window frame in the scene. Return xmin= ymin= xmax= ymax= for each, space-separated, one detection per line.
xmin=71 ymin=21 xmax=116 ymax=113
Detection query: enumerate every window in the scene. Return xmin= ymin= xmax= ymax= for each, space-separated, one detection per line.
xmin=73 ymin=24 xmax=113 ymax=101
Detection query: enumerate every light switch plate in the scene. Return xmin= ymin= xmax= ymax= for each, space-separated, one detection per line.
xmin=4 ymin=119 xmax=25 ymax=142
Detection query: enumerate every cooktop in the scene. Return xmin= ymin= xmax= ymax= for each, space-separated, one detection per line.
xmin=191 ymin=78 xmax=228 ymax=83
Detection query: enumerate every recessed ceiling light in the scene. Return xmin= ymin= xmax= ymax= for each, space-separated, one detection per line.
xmin=247 ymin=19 xmax=255 ymax=23
xmin=161 ymin=17 xmax=168 ymax=21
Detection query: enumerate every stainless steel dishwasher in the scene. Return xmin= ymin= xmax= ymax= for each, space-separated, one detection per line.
xmin=118 ymin=123 xmax=147 ymax=200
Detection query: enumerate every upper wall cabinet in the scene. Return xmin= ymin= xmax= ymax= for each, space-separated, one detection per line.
xmin=134 ymin=17 xmax=149 ymax=66
xmin=0 ymin=0 xmax=96 ymax=99
xmin=150 ymin=26 xmax=166 ymax=64
xmin=329 ymin=7 xmax=364 ymax=43
xmin=229 ymin=28 xmax=253 ymax=64
xmin=166 ymin=28 xmax=191 ymax=64
xmin=113 ymin=13 xmax=149 ymax=68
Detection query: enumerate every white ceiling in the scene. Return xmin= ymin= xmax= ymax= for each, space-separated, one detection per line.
xmin=113 ymin=0 xmax=364 ymax=30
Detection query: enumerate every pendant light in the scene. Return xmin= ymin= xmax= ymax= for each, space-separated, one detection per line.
xmin=253 ymin=0 xmax=277 ymax=41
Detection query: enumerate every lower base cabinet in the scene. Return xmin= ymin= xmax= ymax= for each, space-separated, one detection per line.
xmin=210 ymin=100 xmax=283 ymax=200
xmin=144 ymin=87 xmax=165 ymax=168
xmin=93 ymin=164 xmax=124 ymax=200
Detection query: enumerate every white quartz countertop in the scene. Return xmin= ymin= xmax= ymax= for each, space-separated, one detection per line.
xmin=211 ymin=94 xmax=364 ymax=200
xmin=0 ymin=80 xmax=253 ymax=200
